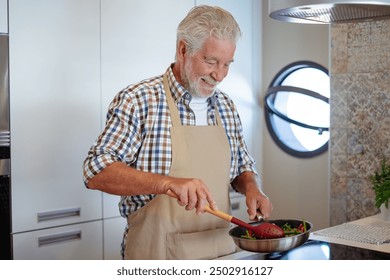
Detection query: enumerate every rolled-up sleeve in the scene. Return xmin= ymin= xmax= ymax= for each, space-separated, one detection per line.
xmin=219 ymin=95 xmax=258 ymax=182
xmin=233 ymin=108 xmax=258 ymax=177
xmin=82 ymin=91 xmax=141 ymax=187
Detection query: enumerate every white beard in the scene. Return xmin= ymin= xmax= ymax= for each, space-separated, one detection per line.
xmin=180 ymin=60 xmax=218 ymax=98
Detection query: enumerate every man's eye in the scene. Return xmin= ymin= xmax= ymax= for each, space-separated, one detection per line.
xmin=205 ymin=60 xmax=216 ymax=65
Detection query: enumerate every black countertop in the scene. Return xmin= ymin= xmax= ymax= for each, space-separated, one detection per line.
xmin=236 ymin=239 xmax=390 ymax=260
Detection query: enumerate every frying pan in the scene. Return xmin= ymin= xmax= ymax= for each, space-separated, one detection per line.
xmin=229 ymin=219 xmax=313 ymax=253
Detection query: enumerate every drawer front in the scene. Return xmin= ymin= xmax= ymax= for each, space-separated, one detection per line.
xmin=12 ymin=220 xmax=103 ymax=260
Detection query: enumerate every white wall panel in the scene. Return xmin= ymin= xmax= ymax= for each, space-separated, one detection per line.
xmin=9 ymin=0 xmax=102 ymax=233
xmin=100 ymin=0 xmax=194 ymax=124
xmin=100 ymin=0 xmax=193 ymax=218
xmin=196 ymin=0 xmax=258 ymax=153
xmin=103 ymin=216 xmax=126 ymax=260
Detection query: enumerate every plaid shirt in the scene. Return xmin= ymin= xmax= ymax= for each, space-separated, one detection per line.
xmin=82 ymin=65 xmax=257 ymax=256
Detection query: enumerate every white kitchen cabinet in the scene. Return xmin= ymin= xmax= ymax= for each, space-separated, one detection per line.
xmin=103 ymin=216 xmax=126 ymax=260
xmin=0 ymin=0 xmax=7 ymax=33
xmin=100 ymin=0 xmax=193 ymax=121
xmin=100 ymin=0 xmax=193 ymax=218
xmin=13 ymin=220 xmax=103 ymax=260
xmin=8 ymin=0 xmax=102 ymax=233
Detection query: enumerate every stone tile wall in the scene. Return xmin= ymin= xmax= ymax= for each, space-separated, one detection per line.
xmin=330 ymin=20 xmax=390 ymax=225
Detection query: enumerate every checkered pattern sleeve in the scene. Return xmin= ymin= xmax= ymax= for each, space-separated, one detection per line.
xmin=216 ymin=92 xmax=258 ymax=181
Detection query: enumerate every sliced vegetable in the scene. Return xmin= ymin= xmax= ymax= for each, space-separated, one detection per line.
xmin=282 ymin=221 xmax=307 ymax=236
xmin=241 ymin=229 xmax=256 ymax=239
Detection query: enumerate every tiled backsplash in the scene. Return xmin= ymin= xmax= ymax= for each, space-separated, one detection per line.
xmin=330 ymin=20 xmax=390 ymax=225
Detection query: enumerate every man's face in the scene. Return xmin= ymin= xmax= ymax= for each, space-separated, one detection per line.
xmin=180 ymin=37 xmax=236 ymax=98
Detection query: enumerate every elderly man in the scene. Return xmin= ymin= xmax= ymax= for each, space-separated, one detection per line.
xmin=83 ymin=5 xmax=273 ymax=260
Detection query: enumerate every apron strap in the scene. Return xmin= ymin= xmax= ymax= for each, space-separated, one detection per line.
xmin=163 ymin=73 xmax=224 ymax=127
xmin=214 ymin=106 xmax=223 ymax=126
xmin=163 ymin=74 xmax=181 ymax=127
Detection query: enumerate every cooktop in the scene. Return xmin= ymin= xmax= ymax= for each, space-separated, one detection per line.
xmin=238 ymin=239 xmax=390 ymax=260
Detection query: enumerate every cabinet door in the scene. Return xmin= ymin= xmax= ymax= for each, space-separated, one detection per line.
xmin=9 ymin=0 xmax=102 ymax=232
xmin=103 ymin=216 xmax=127 ymax=260
xmin=100 ymin=0 xmax=193 ymax=218
xmin=12 ymin=220 xmax=103 ymax=260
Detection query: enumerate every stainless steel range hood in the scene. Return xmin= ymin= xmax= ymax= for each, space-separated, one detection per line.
xmin=269 ymin=0 xmax=390 ymax=24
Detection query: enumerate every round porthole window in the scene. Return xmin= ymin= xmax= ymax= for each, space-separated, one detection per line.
xmin=264 ymin=61 xmax=330 ymax=158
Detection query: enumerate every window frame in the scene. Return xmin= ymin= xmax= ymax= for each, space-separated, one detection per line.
xmin=264 ymin=61 xmax=329 ymax=158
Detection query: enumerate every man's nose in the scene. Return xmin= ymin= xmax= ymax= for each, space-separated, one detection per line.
xmin=210 ymin=67 xmax=227 ymax=82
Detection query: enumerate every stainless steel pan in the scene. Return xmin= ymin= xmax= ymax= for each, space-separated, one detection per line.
xmin=229 ymin=219 xmax=312 ymax=253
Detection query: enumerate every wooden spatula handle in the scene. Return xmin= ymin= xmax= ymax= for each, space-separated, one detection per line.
xmin=165 ymin=189 xmax=233 ymax=222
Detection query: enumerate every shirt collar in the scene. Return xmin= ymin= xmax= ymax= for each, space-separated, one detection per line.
xmin=165 ymin=64 xmax=219 ymax=106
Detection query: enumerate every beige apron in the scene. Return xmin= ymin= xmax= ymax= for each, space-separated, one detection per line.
xmin=124 ymin=74 xmax=236 ymax=259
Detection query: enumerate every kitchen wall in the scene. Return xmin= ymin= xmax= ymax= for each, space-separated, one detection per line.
xmin=260 ymin=1 xmax=330 ymax=230
xmin=330 ymin=20 xmax=390 ymax=225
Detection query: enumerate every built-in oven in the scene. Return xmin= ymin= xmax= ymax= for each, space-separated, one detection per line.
xmin=0 ymin=33 xmax=11 ymax=260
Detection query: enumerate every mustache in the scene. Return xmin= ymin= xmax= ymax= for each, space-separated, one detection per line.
xmin=202 ymin=77 xmax=219 ymax=86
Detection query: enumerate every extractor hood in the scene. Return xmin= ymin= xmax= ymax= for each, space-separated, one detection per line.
xmin=269 ymin=0 xmax=390 ymax=24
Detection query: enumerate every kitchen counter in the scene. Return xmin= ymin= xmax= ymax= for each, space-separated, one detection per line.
xmin=216 ymin=214 xmax=390 ymax=260
xmin=310 ymin=214 xmax=390 ymax=254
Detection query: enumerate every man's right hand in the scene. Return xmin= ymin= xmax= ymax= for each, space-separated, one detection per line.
xmin=163 ymin=177 xmax=218 ymax=215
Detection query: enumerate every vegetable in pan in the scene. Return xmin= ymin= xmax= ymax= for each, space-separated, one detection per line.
xmin=282 ymin=221 xmax=307 ymax=236
xmin=241 ymin=221 xmax=307 ymax=239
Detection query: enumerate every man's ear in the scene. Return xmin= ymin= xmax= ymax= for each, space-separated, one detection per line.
xmin=177 ymin=40 xmax=187 ymax=59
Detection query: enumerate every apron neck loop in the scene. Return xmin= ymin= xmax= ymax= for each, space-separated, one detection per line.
xmin=214 ymin=107 xmax=223 ymax=126
xmin=163 ymin=73 xmax=224 ymax=127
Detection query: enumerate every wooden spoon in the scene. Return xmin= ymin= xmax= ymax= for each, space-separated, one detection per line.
xmin=166 ymin=190 xmax=285 ymax=239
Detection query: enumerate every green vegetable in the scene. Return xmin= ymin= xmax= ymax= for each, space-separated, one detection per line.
xmin=282 ymin=221 xmax=307 ymax=236
xmin=241 ymin=229 xmax=256 ymax=239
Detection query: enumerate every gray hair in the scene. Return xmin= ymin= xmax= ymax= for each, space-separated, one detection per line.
xmin=176 ymin=5 xmax=242 ymax=57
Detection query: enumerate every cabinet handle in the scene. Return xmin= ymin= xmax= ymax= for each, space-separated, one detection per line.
xmin=0 ymin=131 xmax=10 ymax=147
xmin=38 ymin=230 xmax=82 ymax=247
xmin=37 ymin=207 xmax=81 ymax=222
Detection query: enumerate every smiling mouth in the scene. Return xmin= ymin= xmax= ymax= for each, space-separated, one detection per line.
xmin=201 ymin=78 xmax=218 ymax=87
